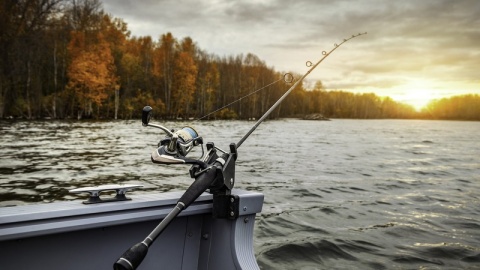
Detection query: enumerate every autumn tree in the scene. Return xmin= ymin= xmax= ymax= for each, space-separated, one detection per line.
xmin=118 ymin=40 xmax=142 ymax=117
xmin=422 ymin=94 xmax=480 ymax=120
xmin=0 ymin=0 xmax=66 ymax=118
xmin=195 ymin=51 xmax=219 ymax=118
xmin=242 ymin=53 xmax=262 ymax=118
xmin=170 ymin=37 xmax=198 ymax=118
xmin=153 ymin=33 xmax=176 ymax=115
xmin=98 ymin=14 xmax=129 ymax=119
xmin=67 ymin=31 xmax=118 ymax=118
xmin=67 ymin=0 xmax=103 ymax=32
xmin=309 ymin=81 xmax=328 ymax=115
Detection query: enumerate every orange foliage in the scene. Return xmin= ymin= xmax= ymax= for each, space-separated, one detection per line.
xmin=171 ymin=52 xmax=197 ymax=116
xmin=67 ymin=31 xmax=118 ymax=108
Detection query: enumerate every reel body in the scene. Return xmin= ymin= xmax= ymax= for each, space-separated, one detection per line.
xmin=141 ymin=106 xmax=237 ymax=195
xmin=159 ymin=126 xmax=201 ymax=156
xmin=142 ymin=106 xmax=207 ymax=168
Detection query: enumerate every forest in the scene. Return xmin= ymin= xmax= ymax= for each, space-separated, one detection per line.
xmin=1 ymin=0 xmax=479 ymax=121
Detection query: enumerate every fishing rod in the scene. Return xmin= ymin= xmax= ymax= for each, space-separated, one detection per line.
xmin=238 ymin=32 xmax=367 ymax=147
xmin=113 ymin=32 xmax=366 ymax=270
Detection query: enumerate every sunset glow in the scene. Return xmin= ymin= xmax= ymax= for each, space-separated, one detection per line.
xmin=401 ymin=91 xmax=435 ymax=111
xmin=393 ymin=80 xmax=440 ymax=110
xmin=386 ymin=78 xmax=479 ymax=111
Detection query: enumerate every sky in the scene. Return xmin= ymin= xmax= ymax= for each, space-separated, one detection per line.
xmin=101 ymin=0 xmax=480 ymax=110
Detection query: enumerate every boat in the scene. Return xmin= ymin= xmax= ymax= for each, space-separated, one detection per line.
xmin=0 ymin=185 xmax=263 ymax=269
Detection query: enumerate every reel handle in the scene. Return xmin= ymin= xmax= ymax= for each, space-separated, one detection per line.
xmin=142 ymin=106 xmax=152 ymax=126
xmin=142 ymin=106 xmax=173 ymax=136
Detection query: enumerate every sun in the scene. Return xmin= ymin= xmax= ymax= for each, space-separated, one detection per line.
xmin=403 ymin=89 xmax=436 ymax=110
xmin=395 ymin=79 xmax=439 ymax=111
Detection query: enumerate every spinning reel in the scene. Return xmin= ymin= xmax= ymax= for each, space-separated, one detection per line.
xmin=142 ymin=106 xmax=209 ymax=170
xmin=141 ymin=105 xmax=236 ymax=188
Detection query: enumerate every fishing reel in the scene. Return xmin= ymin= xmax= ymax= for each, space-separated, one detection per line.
xmin=142 ymin=106 xmax=208 ymax=169
xmin=141 ymin=105 xmax=237 ymax=192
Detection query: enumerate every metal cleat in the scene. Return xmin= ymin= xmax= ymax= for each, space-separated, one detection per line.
xmin=69 ymin=184 xmax=143 ymax=204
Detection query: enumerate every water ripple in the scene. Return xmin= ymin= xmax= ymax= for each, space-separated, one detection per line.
xmin=1 ymin=119 xmax=480 ymax=269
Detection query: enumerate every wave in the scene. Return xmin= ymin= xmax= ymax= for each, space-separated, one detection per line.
xmin=393 ymin=242 xmax=480 ymax=267
xmin=2 ymin=119 xmax=480 ymax=269
xmin=257 ymin=238 xmax=357 ymax=269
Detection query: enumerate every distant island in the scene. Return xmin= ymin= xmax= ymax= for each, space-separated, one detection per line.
xmin=303 ymin=114 xmax=330 ymax=121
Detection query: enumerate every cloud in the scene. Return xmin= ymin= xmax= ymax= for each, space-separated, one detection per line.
xmin=101 ymin=0 xmax=480 ymax=106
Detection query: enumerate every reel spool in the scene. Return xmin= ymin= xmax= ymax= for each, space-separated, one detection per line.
xmin=169 ymin=127 xmax=200 ymax=156
xmin=141 ymin=106 xmax=206 ymax=167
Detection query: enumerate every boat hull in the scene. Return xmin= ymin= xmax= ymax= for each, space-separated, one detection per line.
xmin=0 ymin=189 xmax=263 ymax=270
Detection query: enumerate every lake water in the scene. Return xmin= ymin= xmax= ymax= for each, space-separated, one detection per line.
xmin=1 ymin=119 xmax=479 ymax=269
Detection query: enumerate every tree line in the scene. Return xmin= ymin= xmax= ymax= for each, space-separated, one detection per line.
xmin=420 ymin=94 xmax=480 ymax=120
xmin=1 ymin=0 xmax=478 ymax=121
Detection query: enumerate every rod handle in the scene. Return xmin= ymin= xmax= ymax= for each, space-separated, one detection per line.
xmin=113 ymin=242 xmax=148 ymax=270
xmin=178 ymin=163 xmax=218 ymax=208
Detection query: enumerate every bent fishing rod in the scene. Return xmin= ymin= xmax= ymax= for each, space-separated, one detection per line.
xmin=113 ymin=32 xmax=366 ymax=270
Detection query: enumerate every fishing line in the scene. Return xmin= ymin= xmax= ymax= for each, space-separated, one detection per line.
xmin=195 ymin=73 xmax=294 ymax=121
xmin=236 ymin=32 xmax=367 ymax=148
